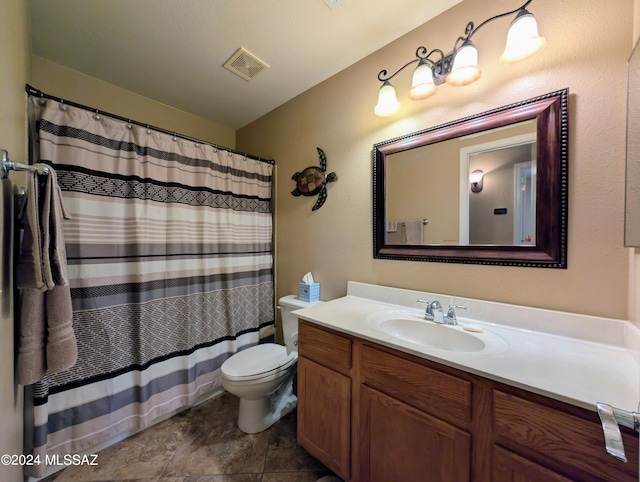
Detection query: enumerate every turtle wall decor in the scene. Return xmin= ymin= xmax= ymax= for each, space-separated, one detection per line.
xmin=291 ymin=147 xmax=338 ymax=211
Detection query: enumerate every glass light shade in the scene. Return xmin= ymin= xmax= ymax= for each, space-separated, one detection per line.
xmin=499 ymin=11 xmax=546 ymax=63
xmin=446 ymin=41 xmax=481 ymax=86
xmin=469 ymin=170 xmax=484 ymax=184
xmin=374 ymin=81 xmax=401 ymax=117
xmin=408 ymin=62 xmax=437 ymax=100
xmin=469 ymin=169 xmax=484 ymax=193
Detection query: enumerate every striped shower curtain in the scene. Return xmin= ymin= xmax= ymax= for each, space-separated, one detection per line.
xmin=26 ymin=98 xmax=274 ymax=477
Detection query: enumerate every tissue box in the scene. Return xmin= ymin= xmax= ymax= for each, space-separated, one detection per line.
xmin=299 ymin=282 xmax=320 ymax=302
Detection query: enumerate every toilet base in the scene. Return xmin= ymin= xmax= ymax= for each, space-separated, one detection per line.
xmin=237 ymin=380 xmax=297 ymax=434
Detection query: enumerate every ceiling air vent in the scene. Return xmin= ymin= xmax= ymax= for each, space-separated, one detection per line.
xmin=223 ymin=47 xmax=269 ymax=81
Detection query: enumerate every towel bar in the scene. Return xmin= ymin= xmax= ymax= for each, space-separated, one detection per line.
xmin=1 ymin=149 xmax=49 ymax=179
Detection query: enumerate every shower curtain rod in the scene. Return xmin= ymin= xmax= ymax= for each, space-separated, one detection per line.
xmin=25 ymin=84 xmax=275 ymax=165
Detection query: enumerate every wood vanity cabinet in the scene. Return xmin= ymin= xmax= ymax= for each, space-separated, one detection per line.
xmin=297 ymin=320 xmax=352 ymax=480
xmin=296 ymin=320 xmax=639 ymax=482
xmin=358 ymin=345 xmax=471 ymax=481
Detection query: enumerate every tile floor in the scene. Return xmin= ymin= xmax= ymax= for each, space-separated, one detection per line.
xmin=41 ymin=391 xmax=341 ymax=482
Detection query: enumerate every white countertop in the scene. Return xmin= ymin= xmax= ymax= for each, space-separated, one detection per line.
xmin=292 ymin=282 xmax=640 ymax=413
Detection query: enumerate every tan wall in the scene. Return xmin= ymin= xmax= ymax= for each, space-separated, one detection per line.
xmin=238 ymin=0 xmax=634 ymax=319
xmin=0 ymin=2 xmax=29 ymax=480
xmin=31 ymin=56 xmax=236 ymax=148
xmin=387 ymin=141 xmax=459 ymax=244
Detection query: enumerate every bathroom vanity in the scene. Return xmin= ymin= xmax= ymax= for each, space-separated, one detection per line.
xmin=294 ymin=282 xmax=640 ymax=482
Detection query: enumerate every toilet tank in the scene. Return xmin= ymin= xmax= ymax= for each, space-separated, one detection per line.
xmin=278 ymin=295 xmax=323 ymax=351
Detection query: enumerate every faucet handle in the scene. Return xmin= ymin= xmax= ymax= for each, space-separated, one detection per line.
xmin=447 ymin=304 xmax=466 ymax=313
xmin=416 ymin=299 xmax=431 ymax=318
xmin=416 ymin=299 xmax=439 ymax=320
xmin=445 ymin=304 xmax=466 ymax=324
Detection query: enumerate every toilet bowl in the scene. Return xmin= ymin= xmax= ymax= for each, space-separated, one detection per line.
xmin=221 ymin=295 xmax=323 ymax=433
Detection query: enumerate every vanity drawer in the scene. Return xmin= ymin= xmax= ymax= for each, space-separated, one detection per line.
xmin=360 ymin=344 xmax=471 ymax=429
xmin=493 ymin=390 xmax=638 ymax=482
xmin=298 ymin=320 xmax=352 ymax=375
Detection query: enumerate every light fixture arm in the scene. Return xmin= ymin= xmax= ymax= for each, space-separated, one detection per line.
xmin=464 ymin=0 xmax=534 ymax=42
xmin=377 ymin=46 xmax=446 ymax=82
xmin=377 ymin=58 xmax=418 ymax=82
xmin=451 ymin=22 xmax=476 ymax=54
xmin=418 ymin=47 xmax=447 ymax=76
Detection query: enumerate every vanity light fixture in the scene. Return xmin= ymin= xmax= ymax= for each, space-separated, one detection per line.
xmin=374 ymin=0 xmax=546 ymax=117
xmin=470 ymin=170 xmax=484 ymax=193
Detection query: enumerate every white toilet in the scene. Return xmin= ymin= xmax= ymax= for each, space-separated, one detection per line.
xmin=221 ymin=294 xmax=322 ymax=433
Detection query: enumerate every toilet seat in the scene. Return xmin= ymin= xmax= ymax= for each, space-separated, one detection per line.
xmin=221 ymin=344 xmax=296 ymax=382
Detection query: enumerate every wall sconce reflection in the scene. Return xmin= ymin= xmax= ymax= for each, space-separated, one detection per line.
xmin=470 ymin=169 xmax=484 ymax=193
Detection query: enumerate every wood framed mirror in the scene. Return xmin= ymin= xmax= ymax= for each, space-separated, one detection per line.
xmin=625 ymin=39 xmax=640 ymax=247
xmin=373 ymin=88 xmax=569 ymax=267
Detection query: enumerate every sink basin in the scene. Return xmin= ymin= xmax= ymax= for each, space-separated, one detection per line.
xmin=367 ymin=310 xmax=507 ymax=354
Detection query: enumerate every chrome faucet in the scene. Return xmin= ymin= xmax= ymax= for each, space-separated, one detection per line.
xmin=416 ymin=299 xmax=444 ymax=323
xmin=444 ymin=304 xmax=467 ymax=325
xmin=417 ymin=300 xmax=467 ymax=325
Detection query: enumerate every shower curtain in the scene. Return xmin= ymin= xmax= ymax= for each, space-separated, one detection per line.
xmin=25 ymin=98 xmax=274 ymax=477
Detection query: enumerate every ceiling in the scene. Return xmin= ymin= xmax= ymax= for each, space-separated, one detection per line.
xmin=28 ymin=0 xmax=462 ymax=130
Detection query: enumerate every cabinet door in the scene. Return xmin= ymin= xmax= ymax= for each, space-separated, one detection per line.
xmin=493 ymin=445 xmax=573 ymax=482
xmin=359 ymin=385 xmax=470 ymax=482
xmin=297 ymin=356 xmax=351 ymax=480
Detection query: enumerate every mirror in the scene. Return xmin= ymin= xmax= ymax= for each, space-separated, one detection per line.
xmin=373 ymin=89 xmax=569 ymax=268
xmin=625 ymin=39 xmax=640 ymax=246
xmin=386 ymin=121 xmax=537 ymax=246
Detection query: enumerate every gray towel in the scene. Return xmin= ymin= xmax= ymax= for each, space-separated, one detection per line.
xmin=16 ymin=169 xmax=46 ymax=290
xmin=17 ymin=286 xmax=77 ymax=385
xmin=16 ymin=165 xmax=70 ymax=289
xmin=45 ymin=285 xmax=77 ymax=373
xmin=41 ymin=166 xmax=71 ymax=287
xmin=404 ymin=221 xmax=424 ymax=245
xmin=16 ymin=289 xmax=47 ymax=385
xmin=16 ymin=164 xmax=76 ymax=384
xmin=386 ymin=229 xmax=403 ymax=244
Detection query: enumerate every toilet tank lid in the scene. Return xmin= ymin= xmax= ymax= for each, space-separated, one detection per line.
xmin=278 ymin=294 xmax=324 ymax=309
xmin=222 ymin=344 xmax=295 ymax=378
